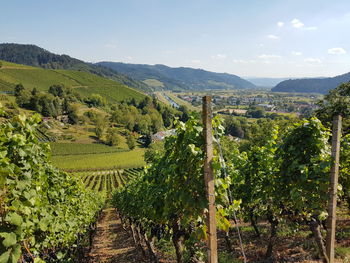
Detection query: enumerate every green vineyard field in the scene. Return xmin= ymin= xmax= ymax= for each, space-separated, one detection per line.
xmin=73 ymin=167 xmax=143 ymax=192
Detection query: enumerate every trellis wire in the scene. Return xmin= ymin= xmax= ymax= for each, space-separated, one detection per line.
xmin=213 ymin=114 xmax=247 ymax=263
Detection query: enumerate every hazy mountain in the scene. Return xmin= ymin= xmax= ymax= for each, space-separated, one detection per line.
xmin=0 ymin=43 xmax=151 ymax=92
xmin=245 ymin=77 xmax=296 ymax=88
xmin=271 ymin=72 xmax=350 ymax=94
xmin=96 ymin=62 xmax=257 ymax=91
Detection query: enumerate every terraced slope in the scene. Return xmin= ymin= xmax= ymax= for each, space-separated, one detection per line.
xmin=0 ymin=60 xmax=145 ymax=102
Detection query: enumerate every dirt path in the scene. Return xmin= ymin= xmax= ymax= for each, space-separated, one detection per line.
xmin=88 ymin=208 xmax=142 ymax=263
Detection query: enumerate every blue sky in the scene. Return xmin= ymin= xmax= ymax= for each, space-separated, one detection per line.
xmin=1 ymin=0 xmax=350 ymax=77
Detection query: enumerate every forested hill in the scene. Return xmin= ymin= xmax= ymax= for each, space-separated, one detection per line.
xmin=0 ymin=43 xmax=151 ymax=92
xmin=96 ymin=62 xmax=257 ymax=91
xmin=271 ymin=72 xmax=350 ymax=94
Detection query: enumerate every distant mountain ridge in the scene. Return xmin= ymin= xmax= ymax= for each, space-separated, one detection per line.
xmin=246 ymin=77 xmax=297 ymax=88
xmin=271 ymin=72 xmax=350 ymax=94
xmin=96 ymin=62 xmax=257 ymax=91
xmin=0 ymin=43 xmax=151 ymax=92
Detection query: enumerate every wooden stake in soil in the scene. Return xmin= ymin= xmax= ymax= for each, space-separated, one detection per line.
xmin=326 ymin=114 xmax=342 ymax=263
xmin=202 ymin=96 xmax=218 ymax=263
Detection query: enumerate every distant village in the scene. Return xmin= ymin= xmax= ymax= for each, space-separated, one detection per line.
xmin=177 ymin=93 xmax=319 ymax=114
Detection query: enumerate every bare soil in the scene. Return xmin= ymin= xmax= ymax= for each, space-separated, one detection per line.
xmin=88 ymin=208 xmax=143 ymax=263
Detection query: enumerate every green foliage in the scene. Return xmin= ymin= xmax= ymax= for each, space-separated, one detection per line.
xmin=0 ymin=114 xmax=104 ymax=261
xmin=85 ymin=93 xmax=106 ymax=107
xmin=126 ymin=133 xmax=136 ymax=150
xmin=106 ymin=128 xmax=122 ymax=146
xmin=245 ymin=106 xmax=266 ymax=118
xmin=231 ymin=126 xmax=280 ymax=225
xmin=277 ymin=118 xmax=331 ymax=219
xmin=144 ymin=141 xmax=165 ymax=163
xmin=316 ymin=81 xmax=350 ymax=134
xmin=94 ymin=119 xmax=107 ymax=140
xmin=340 ymin=134 xmax=350 ymax=208
xmin=113 ymin=117 xmax=234 ymax=260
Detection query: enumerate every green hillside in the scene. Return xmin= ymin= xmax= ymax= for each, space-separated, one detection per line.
xmin=0 ymin=60 xmax=145 ymax=102
xmin=97 ymin=61 xmax=257 ymax=91
xmin=0 ymin=43 xmax=153 ymax=92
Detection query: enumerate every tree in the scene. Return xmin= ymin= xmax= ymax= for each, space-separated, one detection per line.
xmin=246 ymin=106 xmax=265 ymax=118
xmin=126 ymin=133 xmax=136 ymax=150
xmin=14 ymin=83 xmax=24 ymax=97
xmin=223 ymin=116 xmax=245 ymax=138
xmin=106 ymin=128 xmax=122 ymax=146
xmin=48 ymin=84 xmax=65 ymax=97
xmin=316 ymin=81 xmax=350 ymax=134
xmin=178 ymin=105 xmax=189 ymax=122
xmin=67 ymin=103 xmax=79 ymax=124
xmin=15 ymin=89 xmax=31 ymax=107
xmin=85 ymin=94 xmax=106 ymax=107
xmin=95 ymin=119 xmax=106 ymax=140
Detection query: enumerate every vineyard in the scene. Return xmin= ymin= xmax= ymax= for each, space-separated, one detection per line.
xmin=76 ymin=167 xmax=143 ymax=192
xmin=1 ymin=85 xmax=350 ymax=263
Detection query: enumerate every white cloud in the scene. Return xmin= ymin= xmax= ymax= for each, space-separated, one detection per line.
xmin=328 ymin=47 xmax=347 ymax=55
xmin=191 ymin=59 xmax=201 ymax=64
xmin=211 ymin=54 xmax=227 ymax=59
xmin=125 ymin=56 xmax=133 ymax=60
xmin=277 ymin=21 xmax=284 ymax=27
xmin=304 ymin=58 xmax=322 ymax=63
xmin=258 ymin=54 xmax=282 ymax=59
xmin=267 ymin=34 xmax=279 ymax=39
xmin=292 ymin=51 xmax=302 ymax=56
xmin=291 ymin=19 xmax=317 ymax=30
xmin=291 ymin=18 xmax=304 ymax=28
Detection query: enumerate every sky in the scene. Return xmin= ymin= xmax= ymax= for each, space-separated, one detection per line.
xmin=1 ymin=0 xmax=350 ymax=78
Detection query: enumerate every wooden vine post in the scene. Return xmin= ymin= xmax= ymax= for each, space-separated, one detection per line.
xmin=202 ymin=96 xmax=218 ymax=263
xmin=326 ymin=114 xmax=342 ymax=263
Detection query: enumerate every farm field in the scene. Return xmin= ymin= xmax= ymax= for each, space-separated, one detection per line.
xmin=52 ymin=148 xmax=146 ymax=170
